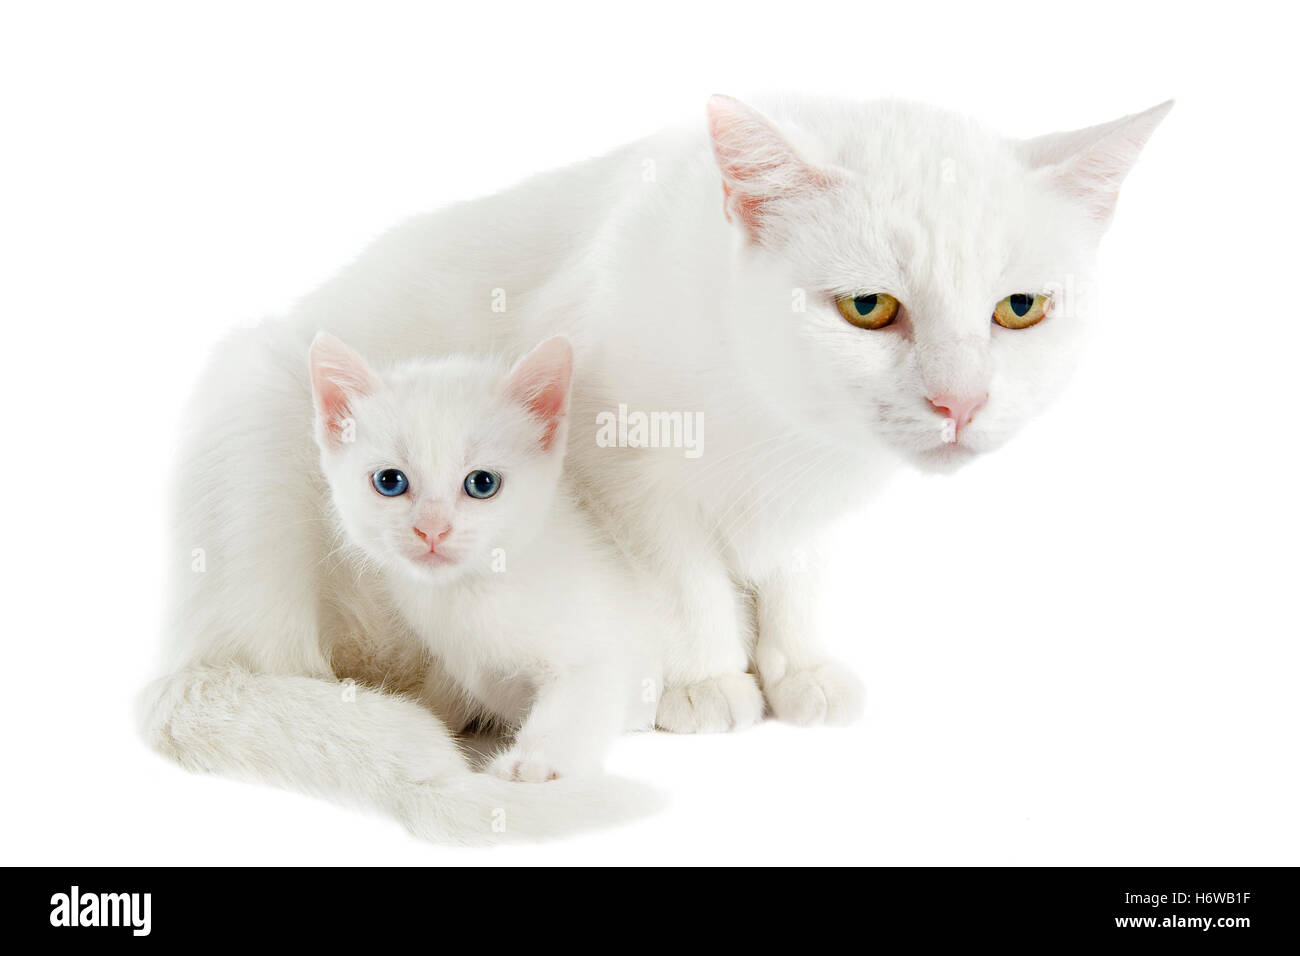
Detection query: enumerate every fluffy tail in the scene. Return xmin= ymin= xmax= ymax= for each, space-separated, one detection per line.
xmin=139 ymin=664 xmax=661 ymax=845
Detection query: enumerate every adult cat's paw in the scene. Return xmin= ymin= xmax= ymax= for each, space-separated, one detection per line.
xmin=655 ymin=673 xmax=764 ymax=733
xmin=488 ymin=747 xmax=562 ymax=783
xmin=763 ymin=661 xmax=864 ymax=727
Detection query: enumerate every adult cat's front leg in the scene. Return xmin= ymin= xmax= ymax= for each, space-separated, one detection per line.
xmin=752 ymin=560 xmax=865 ymax=726
xmin=651 ymin=520 xmax=764 ymax=734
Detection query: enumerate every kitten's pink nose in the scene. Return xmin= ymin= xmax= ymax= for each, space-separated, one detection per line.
xmin=929 ymin=393 xmax=986 ymax=439
xmin=412 ymin=521 xmax=451 ymax=549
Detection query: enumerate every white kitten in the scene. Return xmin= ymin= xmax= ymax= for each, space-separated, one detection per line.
xmin=310 ymin=333 xmax=663 ymax=783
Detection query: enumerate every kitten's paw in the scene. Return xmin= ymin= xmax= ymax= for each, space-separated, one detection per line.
xmin=488 ymin=748 xmax=561 ymax=784
xmin=655 ymin=673 xmax=764 ymax=733
xmin=764 ymin=661 xmax=864 ymax=727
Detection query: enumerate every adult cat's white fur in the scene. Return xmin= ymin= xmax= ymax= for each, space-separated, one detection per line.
xmin=142 ymin=94 xmax=1169 ymax=842
xmin=310 ymin=333 xmax=663 ymax=783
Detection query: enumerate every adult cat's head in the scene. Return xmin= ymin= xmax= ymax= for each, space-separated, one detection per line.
xmin=309 ymin=333 xmax=573 ymax=581
xmin=706 ymin=94 xmax=1170 ymax=471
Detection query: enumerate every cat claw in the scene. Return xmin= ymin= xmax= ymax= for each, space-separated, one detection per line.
xmin=488 ymin=750 xmax=561 ymax=783
xmin=763 ymin=661 xmax=865 ymax=727
xmin=655 ymin=673 xmax=764 ymax=733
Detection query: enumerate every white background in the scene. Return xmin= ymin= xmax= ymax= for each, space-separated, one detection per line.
xmin=2 ymin=1 xmax=1296 ymax=865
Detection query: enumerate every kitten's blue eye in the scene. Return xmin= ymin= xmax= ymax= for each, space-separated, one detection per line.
xmin=463 ymin=470 xmax=501 ymax=500
xmin=372 ymin=469 xmax=409 ymax=497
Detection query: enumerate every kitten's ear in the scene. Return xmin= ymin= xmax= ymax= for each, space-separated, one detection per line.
xmin=506 ymin=336 xmax=573 ymax=452
xmin=309 ymin=332 xmax=379 ymax=448
xmin=706 ymin=94 xmax=835 ymax=244
xmin=1020 ymin=101 xmax=1173 ymax=227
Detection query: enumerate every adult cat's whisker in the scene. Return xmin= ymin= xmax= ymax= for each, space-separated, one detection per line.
xmin=703 ymin=435 xmax=822 ymax=540
xmin=653 ymin=427 xmax=811 ymax=499
xmin=712 ymin=434 xmax=852 ymax=538
xmin=707 ymin=440 xmax=834 ymax=549
xmin=762 ymin=447 xmax=849 ymax=545
xmin=709 ymin=445 xmax=840 ymax=551
xmin=676 ymin=428 xmax=822 ymax=497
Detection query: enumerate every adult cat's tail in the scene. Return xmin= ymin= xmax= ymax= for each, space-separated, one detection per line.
xmin=139 ymin=664 xmax=661 ymax=845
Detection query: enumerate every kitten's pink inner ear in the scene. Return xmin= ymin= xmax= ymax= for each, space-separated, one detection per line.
xmin=309 ymin=332 xmax=379 ymax=447
xmin=506 ymin=337 xmax=573 ymax=452
xmin=706 ymin=94 xmax=833 ymax=242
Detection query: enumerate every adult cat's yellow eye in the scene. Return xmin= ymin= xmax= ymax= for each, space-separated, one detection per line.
xmin=993 ymin=293 xmax=1050 ymax=329
xmin=836 ymin=293 xmax=900 ymax=330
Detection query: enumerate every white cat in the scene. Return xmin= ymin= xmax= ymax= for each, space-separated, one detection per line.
xmin=309 ymin=332 xmax=663 ymax=783
xmin=142 ymin=93 xmax=1169 ymax=842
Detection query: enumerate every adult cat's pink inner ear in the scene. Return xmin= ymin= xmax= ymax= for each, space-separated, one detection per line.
xmin=506 ymin=336 xmax=573 ymax=451
xmin=706 ymin=94 xmax=833 ymax=241
xmin=309 ymin=332 xmax=379 ymax=446
xmin=1019 ymin=100 xmax=1173 ymax=226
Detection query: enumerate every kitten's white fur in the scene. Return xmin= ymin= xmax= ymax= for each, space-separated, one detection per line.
xmin=141 ymin=94 xmax=1169 ymax=842
xmin=310 ymin=333 xmax=664 ymax=783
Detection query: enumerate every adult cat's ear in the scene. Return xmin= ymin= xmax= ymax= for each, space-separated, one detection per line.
xmin=506 ymin=336 xmax=573 ymax=452
xmin=1020 ymin=101 xmax=1173 ymax=228
xmin=309 ymin=332 xmax=379 ymax=448
xmin=706 ymin=94 xmax=835 ymax=244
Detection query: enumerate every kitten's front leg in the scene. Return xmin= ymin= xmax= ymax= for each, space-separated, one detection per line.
xmin=488 ymin=666 xmax=627 ymax=783
xmin=752 ymin=559 xmax=865 ymax=726
xmin=418 ymin=659 xmax=481 ymax=733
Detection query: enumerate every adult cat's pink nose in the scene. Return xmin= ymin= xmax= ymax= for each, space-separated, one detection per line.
xmin=412 ymin=521 xmax=451 ymax=548
xmin=929 ymin=393 xmax=986 ymax=438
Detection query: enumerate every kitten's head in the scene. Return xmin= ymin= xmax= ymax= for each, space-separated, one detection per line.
xmin=309 ymin=333 xmax=573 ymax=582
xmin=706 ymin=94 xmax=1171 ymax=471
